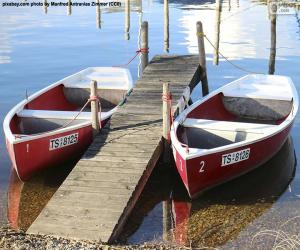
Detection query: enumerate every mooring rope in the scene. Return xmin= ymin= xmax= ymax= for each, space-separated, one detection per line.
xmin=14 ymin=96 xmax=102 ymax=139
xmin=197 ymin=32 xmax=264 ymax=75
xmin=113 ymin=48 xmax=149 ymax=67
xmin=220 ymin=3 xmax=262 ymax=22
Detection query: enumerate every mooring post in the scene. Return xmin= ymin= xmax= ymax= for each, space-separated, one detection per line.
xmin=91 ymin=80 xmax=100 ymax=138
xmin=196 ymin=21 xmax=209 ymax=96
xmin=44 ymin=0 xmax=48 ymax=14
xmin=141 ymin=21 xmax=149 ymax=72
xmin=269 ymin=10 xmax=276 ymax=74
xmin=125 ymin=0 xmax=130 ymax=40
xmin=162 ymin=82 xmax=171 ymax=163
xmin=213 ymin=0 xmax=222 ymax=65
xmin=67 ymin=0 xmax=72 ymax=15
xmin=164 ymin=0 xmax=169 ymax=52
xmin=96 ymin=0 xmax=101 ymax=29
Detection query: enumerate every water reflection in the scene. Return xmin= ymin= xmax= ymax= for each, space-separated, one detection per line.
xmin=7 ymin=162 xmax=75 ymax=231
xmin=296 ymin=12 xmax=300 ymax=36
xmin=170 ymin=137 xmax=296 ymax=248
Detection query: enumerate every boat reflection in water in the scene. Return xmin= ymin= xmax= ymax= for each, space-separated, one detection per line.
xmin=170 ymin=136 xmax=297 ymax=248
xmin=6 ymin=137 xmax=297 ymax=247
xmin=7 ymin=161 xmax=75 ymax=231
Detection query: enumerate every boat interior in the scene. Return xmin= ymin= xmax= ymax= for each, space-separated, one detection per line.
xmin=10 ymin=83 xmax=129 ymax=136
xmin=177 ymin=92 xmax=293 ymax=149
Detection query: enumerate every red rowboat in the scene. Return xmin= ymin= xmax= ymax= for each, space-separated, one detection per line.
xmin=170 ymin=74 xmax=298 ymax=199
xmin=3 ymin=67 xmax=133 ymax=181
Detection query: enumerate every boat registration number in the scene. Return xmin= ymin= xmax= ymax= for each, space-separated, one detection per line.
xmin=49 ymin=133 xmax=79 ymax=151
xmin=221 ymin=148 xmax=250 ymax=166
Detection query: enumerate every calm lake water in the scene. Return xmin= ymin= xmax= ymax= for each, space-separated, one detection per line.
xmin=1 ymin=0 xmax=300 ymax=248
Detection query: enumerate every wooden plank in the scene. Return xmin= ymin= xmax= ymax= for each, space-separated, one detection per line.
xmin=58 ymin=179 xmax=136 ymax=193
xmin=66 ymin=169 xmax=147 ymax=182
xmin=27 ymin=54 xmax=200 ymax=243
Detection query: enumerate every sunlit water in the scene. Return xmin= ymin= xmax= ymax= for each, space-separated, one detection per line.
xmin=1 ymin=0 xmax=300 ymax=248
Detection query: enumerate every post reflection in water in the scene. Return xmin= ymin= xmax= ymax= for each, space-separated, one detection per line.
xmin=297 ymin=12 xmax=300 ymax=35
xmin=170 ymin=137 xmax=296 ymax=248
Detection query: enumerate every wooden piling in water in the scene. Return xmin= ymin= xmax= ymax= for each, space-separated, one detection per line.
xmin=141 ymin=21 xmax=149 ymax=72
xmin=213 ymin=0 xmax=222 ymax=65
xmin=164 ymin=0 xmax=169 ymax=52
xmin=90 ymin=80 xmax=100 ymax=137
xmin=67 ymin=0 xmax=72 ymax=15
xmin=269 ymin=12 xmax=276 ymax=74
xmin=196 ymin=21 xmax=209 ymax=96
xmin=125 ymin=0 xmax=130 ymax=40
xmin=44 ymin=0 xmax=48 ymax=14
xmin=96 ymin=0 xmax=101 ymax=29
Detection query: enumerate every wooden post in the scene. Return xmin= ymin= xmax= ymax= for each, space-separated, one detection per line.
xmin=162 ymin=82 xmax=171 ymax=163
xmin=141 ymin=21 xmax=149 ymax=72
xmin=90 ymin=80 xmax=100 ymax=138
xmin=269 ymin=11 xmax=276 ymax=74
xmin=96 ymin=0 xmax=101 ymax=29
xmin=196 ymin=21 xmax=209 ymax=96
xmin=67 ymin=0 xmax=72 ymax=15
xmin=44 ymin=0 xmax=48 ymax=14
xmin=164 ymin=0 xmax=169 ymax=52
xmin=125 ymin=0 xmax=130 ymax=40
xmin=213 ymin=0 xmax=222 ymax=65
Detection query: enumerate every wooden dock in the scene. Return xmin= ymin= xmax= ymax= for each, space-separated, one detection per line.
xmin=27 ymin=55 xmax=200 ymax=243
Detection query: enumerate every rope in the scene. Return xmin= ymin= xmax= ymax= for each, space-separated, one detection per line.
xmin=113 ymin=48 xmax=149 ymax=67
xmin=197 ymin=32 xmax=264 ymax=75
xmin=220 ymin=3 xmax=262 ymax=22
xmin=14 ymin=96 xmax=102 ymax=139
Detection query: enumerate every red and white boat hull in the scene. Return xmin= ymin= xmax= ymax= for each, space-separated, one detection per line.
xmin=171 ymin=74 xmax=298 ymax=199
xmin=5 ymin=120 xmax=107 ymax=181
xmin=174 ymin=124 xmax=292 ymax=199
